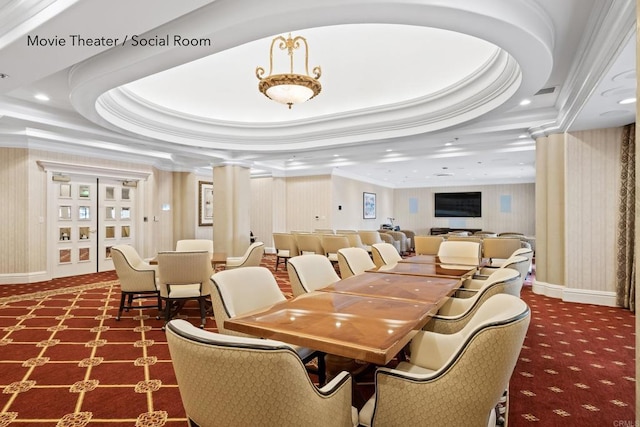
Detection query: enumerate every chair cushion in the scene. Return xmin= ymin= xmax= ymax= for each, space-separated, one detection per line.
xmin=168 ymin=284 xmax=203 ymax=298
xmin=277 ymin=249 xmax=291 ymax=257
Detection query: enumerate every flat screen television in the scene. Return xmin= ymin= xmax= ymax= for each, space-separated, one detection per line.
xmin=434 ymin=192 xmax=482 ymax=217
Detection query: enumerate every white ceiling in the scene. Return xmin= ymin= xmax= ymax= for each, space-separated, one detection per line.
xmin=0 ymin=0 xmax=635 ymax=188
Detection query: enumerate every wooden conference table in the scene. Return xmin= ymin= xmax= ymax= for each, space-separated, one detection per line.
xmin=224 ymin=271 xmax=462 ymax=365
xmin=149 ymin=252 xmax=227 ymax=269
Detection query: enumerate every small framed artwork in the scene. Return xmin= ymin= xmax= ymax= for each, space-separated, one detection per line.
xmin=363 ymin=192 xmax=377 ymax=219
xmin=199 ymin=181 xmax=214 ymax=226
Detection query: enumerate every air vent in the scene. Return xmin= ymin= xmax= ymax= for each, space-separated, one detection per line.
xmin=535 ymin=86 xmax=556 ymax=95
xmin=435 ymin=173 xmax=454 ymax=177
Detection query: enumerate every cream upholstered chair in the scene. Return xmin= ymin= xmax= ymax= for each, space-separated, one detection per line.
xmin=378 ymin=232 xmax=399 ymax=253
xmin=272 ymin=233 xmax=298 ymax=271
xmin=111 ymin=245 xmax=161 ymax=321
xmin=225 ymin=241 xmax=264 ymax=269
xmin=288 ymin=254 xmax=340 ymax=296
xmin=424 ymin=268 xmax=522 ymax=334
xmin=209 ymin=266 xmax=326 ymax=383
xmin=472 ymin=255 xmax=529 ymax=290
xmin=157 ymin=250 xmax=212 ymax=328
xmin=321 ymin=235 xmax=351 ymax=263
xmin=482 ymin=238 xmax=522 ymax=263
xmin=176 ymin=239 xmax=213 ymax=254
xmin=371 ymin=242 xmax=402 ymax=268
xmin=314 ymin=228 xmax=335 ymax=234
xmin=414 ymin=235 xmax=444 ymax=255
xmin=437 ymin=240 xmax=482 ymax=261
xmin=337 ymin=247 xmax=376 ymax=279
xmin=344 ymin=232 xmax=367 ymax=251
xmin=509 ymin=247 xmax=534 ymax=274
xmin=296 ymin=233 xmax=324 ymax=255
xmin=166 ymin=319 xmax=358 ymax=427
xmin=359 ymin=293 xmax=530 ymax=427
xmin=357 ymin=230 xmax=383 ymax=252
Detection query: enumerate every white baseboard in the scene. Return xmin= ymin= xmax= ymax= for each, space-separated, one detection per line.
xmin=0 ymin=271 xmax=50 ymax=285
xmin=532 ymin=280 xmax=618 ymax=307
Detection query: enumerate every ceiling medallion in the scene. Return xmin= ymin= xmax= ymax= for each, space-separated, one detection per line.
xmin=256 ymin=33 xmax=321 ymax=109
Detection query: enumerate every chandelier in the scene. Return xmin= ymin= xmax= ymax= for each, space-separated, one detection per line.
xmin=256 ymin=33 xmax=322 ymax=109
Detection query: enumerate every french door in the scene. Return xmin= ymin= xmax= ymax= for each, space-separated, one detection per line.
xmin=52 ymin=177 xmax=137 ymax=278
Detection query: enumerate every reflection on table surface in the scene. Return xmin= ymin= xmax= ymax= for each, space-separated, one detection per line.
xmin=398 ymin=254 xmax=483 ymax=266
xmin=369 ymin=261 xmax=476 ymax=278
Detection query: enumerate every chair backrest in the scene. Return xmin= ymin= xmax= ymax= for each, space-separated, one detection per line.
xmin=344 ymin=233 xmax=366 ymax=250
xmin=176 ymin=239 xmax=213 ymax=253
xmin=445 ymin=236 xmax=483 ymax=245
xmin=437 ymin=240 xmax=481 ymax=260
xmin=295 ymin=233 xmax=324 ymax=255
xmin=510 ymin=247 xmax=533 ymax=271
xmin=166 ymin=319 xmax=354 ymax=427
xmin=288 ymin=254 xmax=340 ymax=296
xmin=337 ymin=247 xmax=376 ymax=278
xmin=483 ymin=238 xmax=522 ymax=260
xmin=209 ymin=266 xmax=285 ymax=335
xmin=272 ymin=233 xmax=299 ymax=257
xmin=321 ymin=235 xmax=350 ymax=258
xmin=358 ymin=230 xmax=383 ymax=246
xmin=499 ymin=255 xmax=529 ymax=283
xmin=414 ymin=235 xmax=444 ymax=255
xmin=369 ymin=294 xmax=529 ymax=426
xmin=157 ymin=251 xmax=212 ymax=298
xmin=371 ymin=243 xmax=402 ymax=268
xmin=226 ymin=241 xmax=265 ymax=269
xmin=378 ymin=232 xmax=395 ymax=245
xmin=111 ymin=245 xmax=157 ymax=292
xmin=314 ymin=228 xmax=335 ymax=234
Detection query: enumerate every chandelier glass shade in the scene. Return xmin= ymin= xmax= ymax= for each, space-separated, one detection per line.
xmin=256 ymin=33 xmax=322 ymax=109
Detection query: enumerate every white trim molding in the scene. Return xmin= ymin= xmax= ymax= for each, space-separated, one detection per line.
xmin=0 ymin=271 xmax=49 ymax=285
xmin=532 ymin=280 xmax=618 ymax=307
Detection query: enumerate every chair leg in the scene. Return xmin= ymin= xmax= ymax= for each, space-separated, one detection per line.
xmin=127 ymin=293 xmax=134 ymax=310
xmin=275 ymin=256 xmax=281 ymax=271
xmin=317 ymin=352 xmax=326 ymax=386
xmin=116 ymin=293 xmax=127 ymax=321
xmin=198 ymin=297 xmax=207 ymax=329
xmin=156 ymin=294 xmax=162 ymax=320
xmin=162 ymin=298 xmax=172 ymax=330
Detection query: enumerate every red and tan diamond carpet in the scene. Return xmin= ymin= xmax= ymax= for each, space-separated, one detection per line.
xmin=0 ymin=255 xmax=635 ymax=426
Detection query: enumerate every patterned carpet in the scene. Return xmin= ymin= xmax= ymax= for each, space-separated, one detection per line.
xmin=0 ymin=255 xmax=635 ymax=426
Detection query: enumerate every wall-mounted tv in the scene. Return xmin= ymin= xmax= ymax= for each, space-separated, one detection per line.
xmin=434 ymin=192 xmax=482 ymax=217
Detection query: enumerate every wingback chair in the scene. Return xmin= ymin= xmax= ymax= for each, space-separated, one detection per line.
xmin=225 ymin=241 xmax=264 ymax=269
xmin=176 ymin=239 xmax=213 ymax=253
xmin=359 ymin=294 xmax=530 ymax=427
xmin=111 ymin=245 xmax=161 ymax=321
xmin=166 ymin=319 xmax=358 ymax=427
xmin=288 ymin=254 xmax=340 ymax=296
xmin=157 ymin=250 xmax=212 ymax=328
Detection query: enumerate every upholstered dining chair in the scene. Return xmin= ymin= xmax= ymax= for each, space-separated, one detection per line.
xmin=371 ymin=242 xmax=402 ymax=268
xmin=209 ymin=266 xmax=326 ymax=383
xmin=175 ymin=239 xmax=213 ymax=254
xmin=473 ymin=255 xmax=529 ymax=290
xmin=295 ymin=233 xmax=325 ymax=255
xmin=344 ymin=232 xmax=368 ymax=251
xmin=225 ymin=241 xmax=264 ymax=269
xmin=378 ymin=232 xmax=400 ymax=253
xmin=166 ymin=319 xmax=358 ymax=427
xmin=399 ymin=229 xmax=416 ymax=252
xmin=437 ymin=240 xmax=482 ymax=261
xmin=321 ymin=235 xmax=351 ymax=264
xmin=111 ymin=245 xmax=161 ymax=321
xmin=272 ymin=233 xmax=299 ymax=271
xmin=357 ymin=230 xmax=383 ymax=252
xmin=423 ymin=268 xmax=522 ymax=334
xmin=288 ymin=254 xmax=340 ymax=296
xmin=337 ymin=247 xmax=376 ymax=279
xmin=359 ymin=293 xmax=530 ymax=427
xmin=157 ymin=250 xmax=212 ymax=328
xmin=482 ymin=237 xmax=522 ymax=263
xmin=414 ymin=235 xmax=444 ymax=255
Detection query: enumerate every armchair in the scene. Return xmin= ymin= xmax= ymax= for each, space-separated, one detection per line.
xmin=111 ymin=245 xmax=161 ymax=321
xmin=225 ymin=241 xmax=264 ymax=269
xmin=371 ymin=242 xmax=402 ymax=268
xmin=337 ymin=247 xmax=376 ymax=279
xmin=166 ymin=319 xmax=358 ymax=427
xmin=288 ymin=254 xmax=340 ymax=296
xmin=359 ymin=294 xmax=530 ymax=427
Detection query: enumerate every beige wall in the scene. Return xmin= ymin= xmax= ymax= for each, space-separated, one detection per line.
xmin=394 ymin=183 xmax=535 ymax=236
xmin=565 ymin=128 xmax=622 ymax=293
xmin=332 ymin=175 xmax=395 ymax=231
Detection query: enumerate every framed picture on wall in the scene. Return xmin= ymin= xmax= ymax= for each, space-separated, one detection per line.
xmin=363 ymin=192 xmax=376 ymax=219
xmin=198 ymin=181 xmax=213 ymax=226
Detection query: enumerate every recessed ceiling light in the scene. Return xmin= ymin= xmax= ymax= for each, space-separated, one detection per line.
xmin=333 ymin=154 xmax=339 ymax=157
xmin=518 ymin=134 xmax=528 ymax=139
xmin=385 ymin=149 xmax=393 ymax=152
xmin=519 ymin=99 xmax=531 ymax=106
xmin=34 ymin=93 xmax=50 ymax=101
xmin=444 ymin=142 xmax=453 ymax=146
xmin=619 ymin=97 xmax=636 ymax=105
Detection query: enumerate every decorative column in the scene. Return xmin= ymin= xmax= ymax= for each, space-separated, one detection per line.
xmin=212 ymin=162 xmax=251 ymax=257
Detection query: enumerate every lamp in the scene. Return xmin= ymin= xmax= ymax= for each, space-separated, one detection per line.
xmin=256 ymin=33 xmax=322 ymax=109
